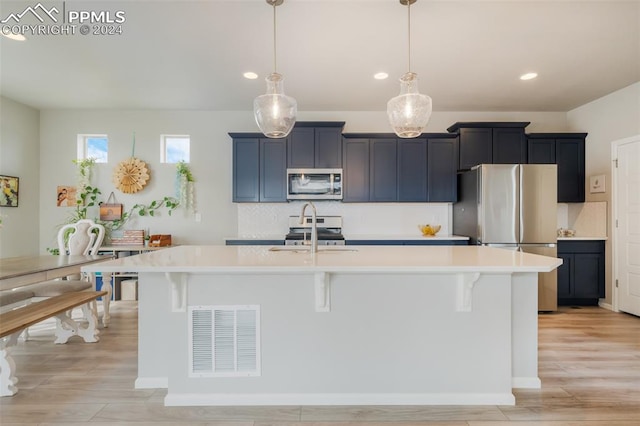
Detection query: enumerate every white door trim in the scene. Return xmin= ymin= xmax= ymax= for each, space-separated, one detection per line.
xmin=611 ymin=134 xmax=640 ymax=313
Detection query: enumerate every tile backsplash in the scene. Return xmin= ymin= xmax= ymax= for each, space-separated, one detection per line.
xmin=557 ymin=201 xmax=608 ymax=237
xmin=238 ymin=202 xmax=452 ymax=237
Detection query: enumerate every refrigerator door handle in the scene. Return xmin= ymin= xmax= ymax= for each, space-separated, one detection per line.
xmin=516 ymin=165 xmax=522 ymax=243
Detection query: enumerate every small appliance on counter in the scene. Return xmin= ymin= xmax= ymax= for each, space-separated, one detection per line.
xmin=453 ymin=164 xmax=558 ymax=311
xmin=285 ymin=216 xmax=345 ymax=246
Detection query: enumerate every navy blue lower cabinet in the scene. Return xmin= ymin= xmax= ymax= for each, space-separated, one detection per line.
xmin=557 ymin=240 xmax=605 ymax=305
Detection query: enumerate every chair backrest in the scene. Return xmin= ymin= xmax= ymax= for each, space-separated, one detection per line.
xmin=57 ymin=219 xmax=105 ymax=255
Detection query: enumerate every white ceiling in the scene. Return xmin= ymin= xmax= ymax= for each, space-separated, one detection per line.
xmin=1 ymin=0 xmax=638 ymax=112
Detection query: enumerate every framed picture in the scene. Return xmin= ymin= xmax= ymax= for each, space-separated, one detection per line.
xmin=0 ymin=175 xmax=19 ymax=207
xmin=56 ymin=185 xmax=77 ymax=207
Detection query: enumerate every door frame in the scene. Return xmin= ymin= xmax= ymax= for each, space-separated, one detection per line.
xmin=611 ymin=134 xmax=640 ymax=312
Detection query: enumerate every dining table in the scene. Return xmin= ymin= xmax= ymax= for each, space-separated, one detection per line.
xmin=0 ymin=254 xmax=114 ymax=325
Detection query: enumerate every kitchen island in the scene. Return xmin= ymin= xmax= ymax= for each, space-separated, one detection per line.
xmin=83 ymin=245 xmax=561 ymax=407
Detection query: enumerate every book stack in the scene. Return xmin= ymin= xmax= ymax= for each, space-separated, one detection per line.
xmin=110 ymin=229 xmax=144 ymax=246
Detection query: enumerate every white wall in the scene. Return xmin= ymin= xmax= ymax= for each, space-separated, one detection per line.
xmin=0 ymin=96 xmax=40 ymax=257
xmin=36 ymin=109 xmax=568 ymax=251
xmin=38 ymin=110 xmax=248 ymax=252
xmin=567 ymin=82 xmax=640 ymax=306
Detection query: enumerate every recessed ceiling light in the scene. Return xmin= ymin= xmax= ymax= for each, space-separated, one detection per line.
xmin=520 ymin=72 xmax=538 ymax=81
xmin=2 ymin=33 xmax=26 ymax=41
xmin=374 ymin=72 xmax=389 ymax=80
xmin=243 ymin=72 xmax=258 ymax=80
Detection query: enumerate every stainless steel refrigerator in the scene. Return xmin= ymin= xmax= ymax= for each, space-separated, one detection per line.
xmin=453 ymin=164 xmax=558 ymax=311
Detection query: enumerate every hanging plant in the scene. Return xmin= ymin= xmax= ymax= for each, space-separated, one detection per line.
xmin=175 ymin=161 xmax=196 ymax=213
xmin=72 ymin=157 xmax=96 ymax=195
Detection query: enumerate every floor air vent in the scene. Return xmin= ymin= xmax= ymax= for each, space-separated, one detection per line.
xmin=188 ymin=305 xmax=260 ymax=377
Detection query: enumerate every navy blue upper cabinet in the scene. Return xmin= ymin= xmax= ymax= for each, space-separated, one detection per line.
xmin=232 ymin=137 xmax=260 ymax=202
xmin=260 ymin=138 xmax=287 ymax=202
xmin=287 ymin=122 xmax=345 ymax=168
xmin=370 ymin=138 xmax=397 ymax=201
xmin=344 ymin=134 xmax=458 ymax=203
xmin=527 ymin=133 xmax=587 ymax=203
xmin=493 ymin=128 xmax=527 ymax=164
xmin=230 ymin=133 xmax=287 ymax=203
xmin=398 ymin=138 xmax=428 ymax=201
xmin=458 ymin=128 xmax=492 ymax=170
xmin=342 ymin=138 xmax=370 ymax=202
xmin=427 ymin=137 xmax=458 ymax=202
xmin=287 ymin=127 xmax=315 ymax=168
xmin=447 ymin=122 xmax=529 ymax=170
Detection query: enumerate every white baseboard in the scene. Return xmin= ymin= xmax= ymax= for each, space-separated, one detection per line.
xmin=512 ymin=376 xmax=541 ymax=389
xmin=135 ymin=377 xmax=168 ymax=389
xmin=598 ymin=301 xmax=613 ymax=311
xmin=164 ymin=392 xmax=516 ymax=406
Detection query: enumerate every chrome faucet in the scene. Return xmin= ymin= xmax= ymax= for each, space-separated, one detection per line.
xmin=299 ymin=202 xmax=318 ymax=254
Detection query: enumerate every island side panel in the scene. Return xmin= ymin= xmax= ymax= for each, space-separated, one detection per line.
xmin=136 ymin=272 xmax=171 ymax=389
xmin=164 ymin=272 xmax=515 ymax=405
xmin=511 ymin=272 xmax=540 ymax=388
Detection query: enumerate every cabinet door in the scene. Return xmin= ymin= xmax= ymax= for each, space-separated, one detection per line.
xmin=428 ymin=138 xmax=458 ymax=202
xmin=556 ymin=138 xmax=585 ymax=202
xmin=397 ymin=139 xmax=427 ymax=202
xmin=573 ymin=253 xmax=604 ymax=298
xmin=527 ymin=138 xmax=556 ymax=164
xmin=287 ymin=127 xmax=315 ymax=168
xmin=260 ymin=138 xmax=287 ymax=202
xmin=492 ymin=128 xmax=526 ymax=164
xmin=315 ymin=127 xmax=342 ymax=168
xmin=459 ymin=128 xmax=492 ymax=170
xmin=370 ymin=138 xmax=397 ymax=201
xmin=342 ymin=138 xmax=370 ymax=202
xmin=232 ymin=138 xmax=260 ymax=202
xmin=557 ymin=253 xmax=572 ymax=298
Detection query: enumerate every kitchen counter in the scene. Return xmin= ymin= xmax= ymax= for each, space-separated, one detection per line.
xmin=557 ymin=236 xmax=608 ymax=240
xmin=83 ymin=245 xmax=557 ymax=274
xmin=83 ymin=245 xmax=560 ymax=407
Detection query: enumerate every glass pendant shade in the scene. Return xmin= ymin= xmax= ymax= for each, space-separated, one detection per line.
xmin=387 ymin=72 xmax=432 ymax=138
xmin=254 ymin=72 xmax=297 ymax=138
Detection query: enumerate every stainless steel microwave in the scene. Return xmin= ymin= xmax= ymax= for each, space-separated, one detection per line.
xmin=287 ymin=168 xmax=343 ymax=200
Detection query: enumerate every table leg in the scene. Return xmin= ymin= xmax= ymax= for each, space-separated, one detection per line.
xmin=101 ymin=272 xmax=112 ymax=328
xmin=0 ymin=333 xmax=19 ymax=396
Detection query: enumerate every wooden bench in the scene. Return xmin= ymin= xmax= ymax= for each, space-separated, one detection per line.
xmin=0 ymin=290 xmax=107 ymax=396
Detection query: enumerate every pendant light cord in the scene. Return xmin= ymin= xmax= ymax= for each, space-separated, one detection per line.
xmin=273 ymin=2 xmax=277 ymax=73
xmin=407 ymin=0 xmax=411 ymax=73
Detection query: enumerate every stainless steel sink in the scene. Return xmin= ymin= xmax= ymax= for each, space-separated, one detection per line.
xmin=268 ymin=246 xmax=358 ymax=253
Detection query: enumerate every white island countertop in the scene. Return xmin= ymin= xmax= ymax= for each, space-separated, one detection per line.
xmin=82 ymin=245 xmax=560 ymax=274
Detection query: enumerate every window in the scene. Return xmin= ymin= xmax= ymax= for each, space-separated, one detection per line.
xmin=77 ymin=134 xmax=108 ymax=163
xmin=161 ymin=135 xmax=190 ymax=163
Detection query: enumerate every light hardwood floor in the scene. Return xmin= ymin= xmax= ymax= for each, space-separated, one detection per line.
xmin=1 ymin=302 xmax=639 ymax=425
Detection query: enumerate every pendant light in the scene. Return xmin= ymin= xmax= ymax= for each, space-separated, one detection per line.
xmin=254 ymin=0 xmax=297 ymax=138
xmin=387 ymin=0 xmax=432 ymax=138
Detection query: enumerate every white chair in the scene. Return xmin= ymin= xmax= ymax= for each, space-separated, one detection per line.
xmin=27 ymin=220 xmax=106 ymax=325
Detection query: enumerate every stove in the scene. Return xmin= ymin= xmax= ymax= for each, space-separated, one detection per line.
xmin=285 ymin=216 xmax=345 ymax=246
